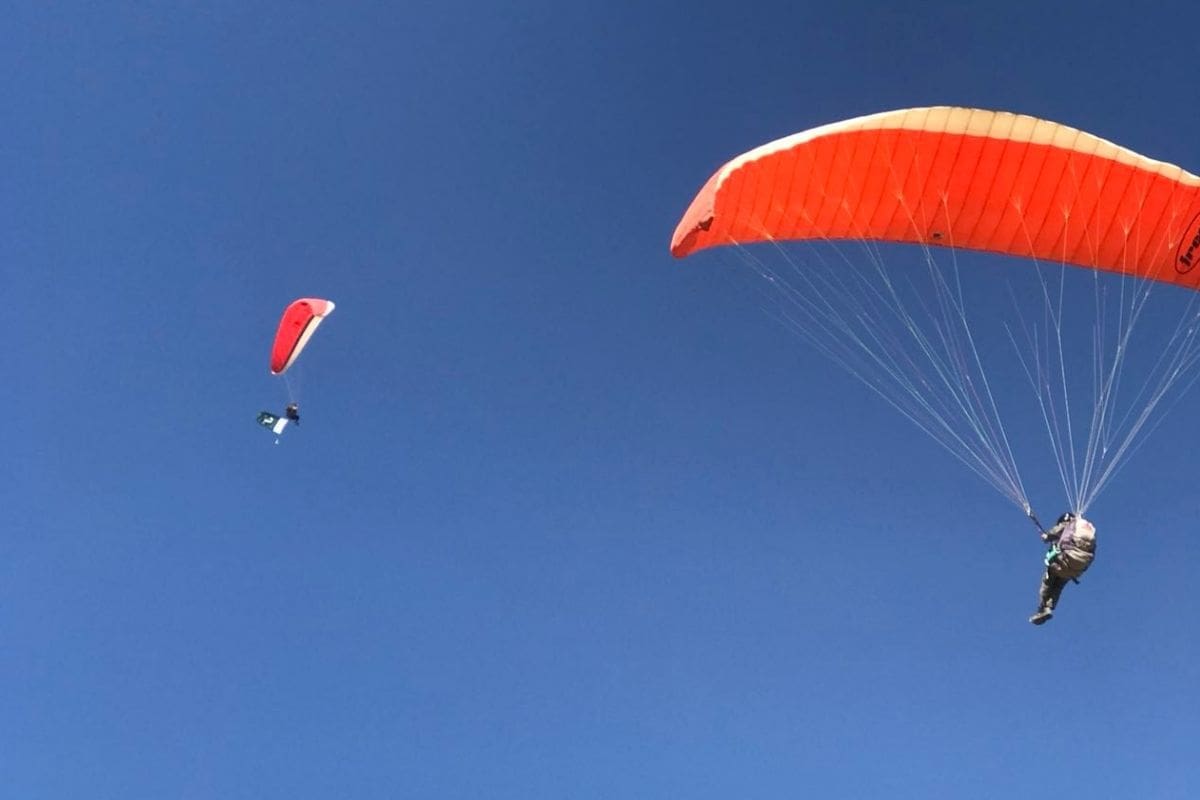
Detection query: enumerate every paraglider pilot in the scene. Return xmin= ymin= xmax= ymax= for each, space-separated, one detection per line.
xmin=1029 ymin=512 xmax=1096 ymax=625
xmin=285 ymin=403 xmax=300 ymax=425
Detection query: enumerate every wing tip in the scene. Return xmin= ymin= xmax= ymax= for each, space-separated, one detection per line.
xmin=670 ymin=169 xmax=723 ymax=258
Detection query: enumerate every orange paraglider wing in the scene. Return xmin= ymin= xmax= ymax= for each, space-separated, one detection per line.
xmin=671 ymin=107 xmax=1200 ymax=288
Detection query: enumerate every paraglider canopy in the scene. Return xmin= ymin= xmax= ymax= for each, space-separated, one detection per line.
xmin=670 ymin=107 xmax=1200 ymax=289
xmin=270 ymin=298 xmax=335 ymax=375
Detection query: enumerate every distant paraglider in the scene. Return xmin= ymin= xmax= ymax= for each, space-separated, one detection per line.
xmin=258 ymin=298 xmax=335 ymax=440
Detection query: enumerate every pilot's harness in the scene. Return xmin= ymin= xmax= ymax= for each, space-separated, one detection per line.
xmin=1027 ymin=507 xmax=1080 ymax=583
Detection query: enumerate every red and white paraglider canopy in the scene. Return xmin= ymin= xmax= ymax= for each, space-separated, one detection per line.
xmin=270 ymin=298 xmax=336 ymax=375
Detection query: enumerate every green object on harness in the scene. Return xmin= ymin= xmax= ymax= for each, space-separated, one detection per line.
xmin=1044 ymin=546 xmax=1060 ymax=566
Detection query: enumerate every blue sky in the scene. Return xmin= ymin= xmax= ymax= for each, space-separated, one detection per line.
xmin=3 ymin=2 xmax=1199 ymax=797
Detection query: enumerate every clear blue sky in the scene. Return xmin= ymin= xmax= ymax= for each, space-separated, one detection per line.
xmin=3 ymin=2 xmax=1199 ymax=797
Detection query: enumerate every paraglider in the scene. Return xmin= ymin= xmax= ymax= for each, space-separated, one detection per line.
xmin=1029 ymin=512 xmax=1097 ymax=625
xmin=671 ymin=107 xmax=1200 ymax=624
xmin=259 ymin=298 xmax=335 ymax=439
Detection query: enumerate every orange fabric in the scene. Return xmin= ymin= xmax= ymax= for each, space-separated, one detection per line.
xmin=672 ymin=110 xmax=1200 ymax=290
